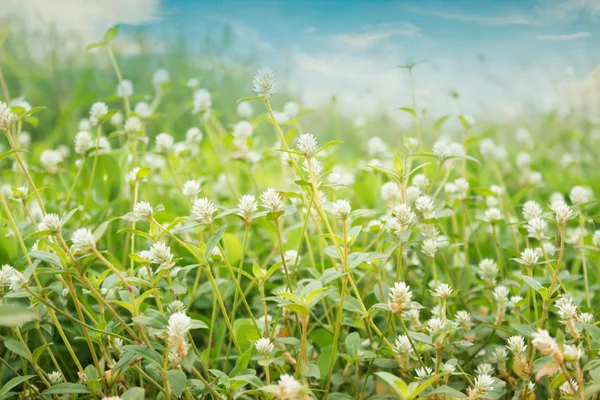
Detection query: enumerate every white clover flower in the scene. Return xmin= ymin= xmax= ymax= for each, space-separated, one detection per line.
xmin=39 ymin=213 xmax=61 ymax=232
xmin=415 ymin=366 xmax=433 ymax=379
xmin=332 ymin=199 xmax=351 ymax=220
xmin=559 ymin=379 xmax=578 ymax=396
xmin=506 ymin=336 xmax=526 ymax=354
xmin=493 ymin=286 xmax=510 ymax=304
xmin=276 ymin=374 xmax=305 ymax=399
xmin=522 ymin=200 xmax=542 ymax=221
xmin=421 ymin=238 xmax=438 ymax=257
xmin=579 ymin=312 xmax=594 ymax=324
xmin=89 ymin=102 xmax=108 ymax=125
xmin=467 ymin=374 xmax=495 ymax=398
xmin=155 ymin=133 xmax=174 ymax=153
xmin=117 ymin=80 xmax=133 ymax=97
xmin=405 ymin=186 xmax=420 ymax=204
xmin=48 ymin=371 xmax=62 ymax=384
xmin=0 ymin=264 xmax=15 ymax=288
xmin=255 ymin=337 xmax=274 ymax=355
xmin=554 ymin=203 xmax=572 ymax=225
xmin=432 ymin=140 xmax=452 ymax=162
xmin=455 ymin=310 xmax=472 ymax=330
xmin=563 ymin=344 xmax=583 ymax=361
xmin=152 ymin=69 xmax=170 ymax=86
xmin=427 ymin=317 xmax=444 ymax=333
xmin=570 ymin=185 xmax=592 ymax=205
xmin=296 ymin=133 xmax=318 ymax=157
xmin=134 ymin=101 xmax=152 ymax=118
xmin=415 ymin=195 xmax=435 ymax=219
xmin=124 ymin=116 xmax=142 ymax=134
xmin=442 ymin=362 xmax=456 ymax=374
xmin=237 ymin=101 xmax=254 ymax=118
xmin=133 ymin=201 xmax=153 ymax=220
xmin=186 ymin=127 xmax=203 ymax=144
xmin=149 ymin=242 xmax=174 ymax=270
xmin=392 ymin=203 xmax=415 ymax=230
xmin=0 ymin=101 xmax=17 ymax=131
xmin=478 ymin=258 xmax=498 ymax=285
xmin=394 ymin=335 xmax=413 ymax=355
xmin=532 ymin=329 xmax=561 ymax=359
xmin=508 ymin=296 xmax=523 ymax=309
xmin=237 ymin=194 xmax=258 ymax=223
xmin=191 ymin=197 xmax=217 ymax=225
xmin=78 ymin=119 xmax=92 ymax=132
xmin=8 ymin=269 xmax=26 ymax=291
xmin=519 ymin=248 xmax=539 ymax=268
xmin=192 ymin=89 xmax=212 ymax=113
xmin=434 ymin=282 xmax=453 ymax=299
xmin=233 ymin=120 xmax=253 ymax=139
xmin=253 ymin=67 xmax=276 ymax=98
xmin=40 ymin=150 xmax=63 ymax=173
xmin=368 ymin=137 xmax=388 ymax=158
xmin=526 ymin=217 xmax=546 ymax=238
xmin=71 ymin=228 xmax=96 ymax=254
xmin=484 ymin=207 xmax=503 ymax=223
xmin=74 ymin=131 xmax=93 ymax=155
xmin=125 ymin=167 xmax=141 ymax=183
xmin=260 ymin=188 xmax=284 ymax=213
xmin=283 ymin=101 xmax=300 ymax=118
xmin=182 ymin=180 xmax=201 ymax=197
xmin=388 ymin=281 xmax=412 ymax=313
xmin=556 ymin=297 xmax=578 ymax=322
xmin=167 ymin=312 xmax=191 ymax=339
xmin=381 ymin=182 xmax=402 ymax=206
xmin=167 ymin=300 xmax=186 ymax=314
xmin=491 ymin=347 xmax=508 ymax=363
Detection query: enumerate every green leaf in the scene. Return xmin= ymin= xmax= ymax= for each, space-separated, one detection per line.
xmin=29 ymin=250 xmax=61 ymax=267
xmin=345 ymin=332 xmax=361 ymax=358
xmin=375 ymin=371 xmax=409 ymax=398
xmin=31 ymin=344 xmax=50 ymax=364
xmin=104 ymin=25 xmax=119 ymax=42
xmin=4 ymin=339 xmax=29 ymax=360
xmin=86 ymin=42 xmax=105 ymax=51
xmin=235 ymin=96 xmax=263 ymax=105
xmin=0 ymin=26 xmax=9 ymax=49
xmin=431 ymin=385 xmax=466 ymax=398
xmin=0 ymin=304 xmax=38 ymax=327
xmin=0 ymin=375 xmax=35 ymax=397
xmin=121 ymin=345 xmax=163 ymax=366
xmin=206 ymin=225 xmax=227 ymax=256
xmin=397 ymin=107 xmax=416 ymax=118
xmin=166 ymin=370 xmax=187 ymax=397
xmin=393 ymin=154 xmax=404 ymax=176
xmin=42 ymin=383 xmax=90 ymax=395
xmin=521 ymin=275 xmax=542 ymax=291
xmin=122 ymin=387 xmax=145 ymax=400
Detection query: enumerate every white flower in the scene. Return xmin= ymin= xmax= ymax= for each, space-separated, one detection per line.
xmin=48 ymin=371 xmax=62 ymax=384
xmin=253 ymin=67 xmax=276 ymax=98
xmin=434 ymin=282 xmax=453 ymax=299
xmin=155 ymin=133 xmax=174 ymax=153
xmin=560 ymin=379 xmax=578 ymax=395
xmin=186 ymin=127 xmax=203 ymax=144
xmin=522 ymin=200 xmax=542 ymax=221
xmin=415 ymin=367 xmax=433 ymax=379
xmin=421 ymin=238 xmax=438 ymax=257
xmin=388 ymin=281 xmax=412 ymax=313
xmin=191 ymin=198 xmax=217 ymax=225
xmin=237 ymin=101 xmax=254 ymax=118
xmin=493 ymin=286 xmax=510 ymax=303
xmin=167 ymin=300 xmax=186 ymax=314
xmin=89 ymin=102 xmax=108 ymax=125
xmin=233 ymin=121 xmax=253 ymax=139
xmin=182 ymin=180 xmax=201 ymax=197
xmin=570 ymin=185 xmax=592 ymax=205
xmin=554 ymin=203 xmax=572 ymax=225
xmin=394 ymin=335 xmax=413 ymax=354
xmin=368 ymin=137 xmax=388 ymax=158
xmin=260 ymin=188 xmax=284 ymax=213
xmin=124 ymin=116 xmax=142 ymax=134
xmin=332 ymin=199 xmax=351 ymax=219
xmin=192 ymin=89 xmax=212 ymax=113
xmin=296 ymin=133 xmax=318 ymax=157
xmin=475 ymin=363 xmax=494 ymax=376
xmin=110 ymin=111 xmax=123 ymax=126
xmin=556 ymin=297 xmax=578 ymax=322
xmin=484 ymin=207 xmax=503 ymax=223
xmin=519 ymin=248 xmax=538 ymax=267
xmin=133 ymin=201 xmax=153 ymax=220
xmin=187 ymin=77 xmax=200 ymax=88
xmin=579 ymin=312 xmax=594 ymax=324
xmin=381 ymin=182 xmax=402 ymax=206
xmin=468 ymin=374 xmax=495 ymax=398
xmin=427 ymin=317 xmax=444 ymax=333
xmin=455 ymin=310 xmax=472 ymax=330
xmin=8 ymin=269 xmax=26 ymax=291
xmin=442 ymin=362 xmax=456 ymax=374
xmin=516 ymin=152 xmax=531 ymax=168
xmin=283 ymin=101 xmax=300 ymax=118
xmin=9 ymin=97 xmax=31 ymax=112
xmin=39 ymin=213 xmax=61 ymax=232
xmin=0 ymin=101 xmax=17 ymax=131
xmin=167 ymin=312 xmax=191 ymax=339
xmin=276 ymin=374 xmax=305 ymax=399
xmin=415 ymin=195 xmax=435 ymax=219
xmin=479 ymin=259 xmax=498 ymax=285
xmin=532 ymin=329 xmax=561 ymax=359
xmin=134 ymin=101 xmax=152 ymax=118
xmin=412 ymin=174 xmax=429 ymax=191
xmin=392 ymin=203 xmax=415 ymax=230
xmin=152 ymin=69 xmax=170 ymax=86
xmin=74 ymin=131 xmax=93 ymax=155
xmin=255 ymin=337 xmax=274 ymax=355
xmin=506 ymin=336 xmax=526 ymax=354
xmin=117 ymin=80 xmax=134 ymax=97
xmin=508 ymin=295 xmax=523 ymax=308
xmin=526 ymin=217 xmax=546 ymax=238
xmin=563 ymin=344 xmax=583 ymax=361
xmin=71 ymin=228 xmax=96 ymax=254
xmin=0 ymin=264 xmax=15 ymax=288
xmin=149 ymin=242 xmax=174 ymax=270
xmin=237 ymin=194 xmax=258 ymax=223
xmin=40 ymin=150 xmax=63 ymax=173
xmin=593 ymin=230 xmax=600 ymax=248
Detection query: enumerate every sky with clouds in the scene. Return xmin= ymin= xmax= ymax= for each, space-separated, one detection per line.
xmin=2 ymin=0 xmax=600 ymax=121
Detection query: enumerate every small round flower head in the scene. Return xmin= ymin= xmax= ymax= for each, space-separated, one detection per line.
xmin=560 ymin=379 xmax=579 ymax=396
xmin=580 ymin=312 xmax=594 ymax=324
xmin=563 ymin=344 xmax=583 ymax=361
xmin=516 ymin=152 xmax=531 ymax=168
xmin=381 ymin=182 xmax=402 ymax=206
xmin=0 ymin=101 xmax=17 ymax=131
xmin=570 ymin=185 xmax=592 ymax=205
xmin=493 ymin=286 xmax=510 ymax=303
xmin=255 ymin=337 xmax=274 ymax=355
xmin=332 ymin=199 xmax=351 ymax=220
xmin=276 ymin=374 xmax=305 ymax=399
xmin=39 ymin=213 xmax=61 ymax=232
xmin=484 ymin=207 xmax=503 ymax=223
xmin=296 ymin=133 xmax=318 ymax=157
xmin=421 ymin=238 xmax=438 ymax=258
xmin=134 ymin=101 xmax=152 ymax=118
xmin=508 ymin=296 xmax=523 ymax=309
xmin=394 ymin=335 xmax=413 ymax=355
xmin=392 ymin=203 xmax=415 ymax=230
xmin=526 ymin=217 xmax=546 ymax=238
xmin=388 ymin=281 xmax=412 ymax=313
xmin=283 ymin=101 xmax=300 ymax=118
xmin=532 ymin=329 xmax=561 ymax=359
xmin=253 ymin=67 xmax=276 ymax=98
xmin=182 ymin=180 xmax=201 ymax=197
xmin=479 ymin=259 xmax=498 ymax=285
xmin=48 ymin=371 xmax=62 ymax=384
xmin=89 ymin=102 xmax=108 ymax=125
xmin=593 ymin=230 xmax=600 ymax=248
xmin=191 ymin=197 xmax=217 ymax=225
xmin=192 ymin=88 xmax=212 ymax=113
xmin=427 ymin=317 xmax=444 ymax=333
xmin=167 ymin=312 xmax=191 ymax=339
xmin=237 ymin=101 xmax=254 ymax=118
xmin=237 ymin=194 xmax=258 ymax=223
xmin=124 ymin=116 xmax=142 ymax=134
xmin=0 ymin=264 xmax=15 ymax=287
xmin=412 ymin=174 xmax=429 ymax=191
xmin=491 ymin=347 xmax=508 ymax=363
xmin=152 ymin=69 xmax=170 ymax=86
xmin=432 ymin=140 xmax=453 ymax=162
xmin=110 ymin=111 xmax=123 ymax=126
xmin=303 ymin=158 xmax=323 ymax=184
xmin=40 ymin=150 xmax=63 ymax=173
xmin=74 ymin=131 xmax=93 ymax=155
xmin=71 ymin=228 xmax=96 ymax=254
xmin=233 ymin=120 xmax=253 ymax=139
xmin=186 ymin=127 xmax=203 ymax=144
xmin=468 ymin=374 xmax=495 ymax=398
xmin=415 ymin=366 xmax=433 ymax=379
xmin=260 ymin=188 xmax=284 ymax=213
xmin=455 ymin=310 xmax=472 ymax=330
xmin=167 ymin=300 xmax=186 ymax=314
xmin=506 ymin=336 xmax=526 ymax=354
xmin=133 ymin=201 xmax=153 ymax=220
xmin=519 ymin=248 xmax=539 ymax=267
xmin=117 ymin=80 xmax=133 ymax=97
xmin=415 ymin=195 xmax=435 ymax=219
xmin=554 ymin=203 xmax=572 ymax=225
xmin=522 ymin=200 xmax=542 ymax=221
xmin=556 ymin=296 xmax=578 ymax=322
xmin=434 ymin=282 xmax=453 ymax=299
xmin=442 ymin=362 xmax=456 ymax=374
xmin=155 ymin=133 xmax=174 ymax=153
xmin=149 ymin=242 xmax=174 ymax=270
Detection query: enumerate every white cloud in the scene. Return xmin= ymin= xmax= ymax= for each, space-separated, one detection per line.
xmin=537 ymin=0 xmax=600 ymax=20
xmin=333 ymin=22 xmax=421 ymax=48
xmin=407 ymin=7 xmax=537 ymax=25
xmin=536 ymin=32 xmax=591 ymax=40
